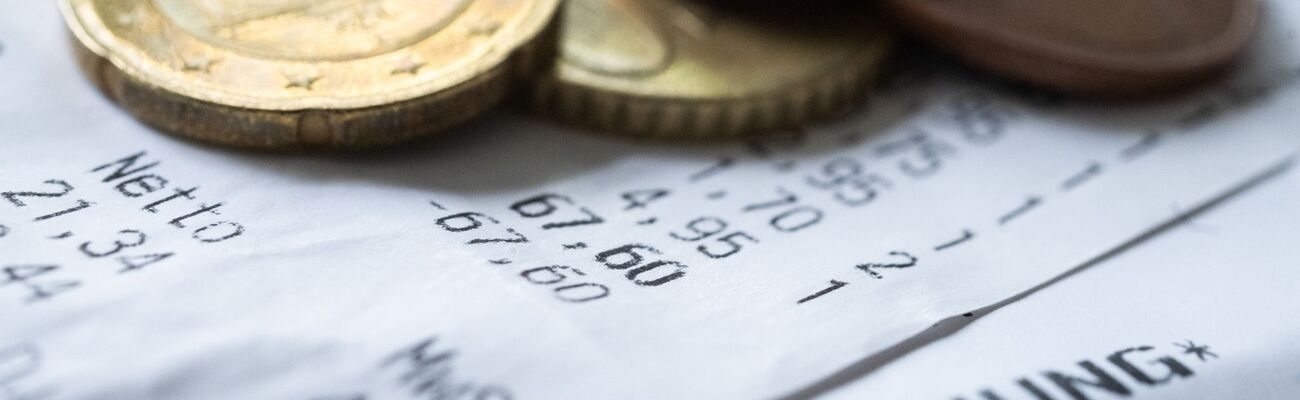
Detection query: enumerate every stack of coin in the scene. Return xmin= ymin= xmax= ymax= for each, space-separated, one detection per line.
xmin=60 ymin=0 xmax=1260 ymax=149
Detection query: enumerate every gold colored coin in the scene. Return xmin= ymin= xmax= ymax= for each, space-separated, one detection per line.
xmin=530 ymin=0 xmax=894 ymax=139
xmin=61 ymin=0 xmax=560 ymax=149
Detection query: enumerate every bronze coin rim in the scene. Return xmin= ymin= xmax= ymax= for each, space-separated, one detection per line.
xmin=66 ymin=20 xmax=559 ymax=149
xmin=529 ymin=3 xmax=896 ymax=140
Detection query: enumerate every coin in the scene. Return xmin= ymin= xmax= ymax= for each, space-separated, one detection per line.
xmin=884 ymin=0 xmax=1259 ymax=97
xmin=61 ymin=0 xmax=560 ymax=149
xmin=529 ymin=0 xmax=894 ymax=139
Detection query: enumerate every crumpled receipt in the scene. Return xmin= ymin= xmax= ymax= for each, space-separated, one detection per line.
xmin=2 ymin=1 xmax=1300 ymax=399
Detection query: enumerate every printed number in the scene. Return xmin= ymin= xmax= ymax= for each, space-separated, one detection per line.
xmin=698 ymin=232 xmax=758 ymax=259
xmin=835 ymin=175 xmax=892 ymax=206
xmin=945 ymin=90 xmax=1017 ymax=145
xmin=626 ymin=261 xmax=687 ymax=286
xmin=2 ymin=180 xmax=73 ymax=207
xmin=595 ymin=244 xmax=687 ymax=286
xmin=2 ymin=265 xmax=80 ymax=303
xmin=806 ymin=158 xmax=864 ymax=189
xmin=670 ymin=217 xmax=759 ymax=259
xmin=33 ymin=200 xmax=94 ymax=222
xmin=622 ymin=189 xmax=670 ymax=210
xmin=742 ymin=188 xmax=826 ymax=233
xmin=1 ymin=179 xmax=94 ymax=221
xmin=806 ymin=158 xmax=894 ymax=207
xmin=77 ymin=230 xmax=174 ymax=272
xmin=595 ymin=244 xmax=661 ymax=270
xmin=118 ymin=252 xmax=175 ymax=273
xmin=669 ymin=217 xmax=728 ymax=242
xmin=770 ymin=207 xmax=823 ymax=233
xmin=2 ymin=265 xmax=58 ymax=286
xmin=874 ymin=133 xmax=957 ymax=179
xmin=742 ymin=188 xmax=799 ymax=212
xmin=856 ymin=251 xmax=918 ymax=279
xmin=520 ymin=265 xmax=587 ymax=285
xmin=436 ymin=212 xmax=499 ymax=232
xmin=518 ymin=265 xmax=610 ymax=303
xmin=510 ymin=193 xmax=604 ymax=229
xmin=553 ymin=283 xmax=611 ymax=303
xmin=79 ymin=230 xmax=146 ymax=258
xmin=435 ymin=212 xmax=528 ymax=244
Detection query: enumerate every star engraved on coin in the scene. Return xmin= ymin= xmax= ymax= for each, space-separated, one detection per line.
xmin=180 ymin=54 xmax=218 ymax=74
xmin=391 ymin=56 xmax=426 ymax=75
xmin=284 ymin=73 xmax=322 ymax=90
xmin=1174 ymin=340 xmax=1218 ymax=362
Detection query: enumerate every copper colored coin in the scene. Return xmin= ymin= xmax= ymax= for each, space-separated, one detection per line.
xmin=884 ymin=0 xmax=1260 ymax=97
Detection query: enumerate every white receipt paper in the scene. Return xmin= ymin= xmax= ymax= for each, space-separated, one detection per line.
xmin=2 ymin=1 xmax=1300 ymax=399
xmin=825 ymin=166 xmax=1300 ymax=400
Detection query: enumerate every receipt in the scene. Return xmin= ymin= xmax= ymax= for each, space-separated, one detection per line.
xmin=819 ymin=165 xmax=1300 ymax=400
xmin=2 ymin=1 xmax=1300 ymax=399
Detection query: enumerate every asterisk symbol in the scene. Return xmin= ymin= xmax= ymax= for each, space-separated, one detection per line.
xmin=1174 ymin=340 xmax=1218 ymax=362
